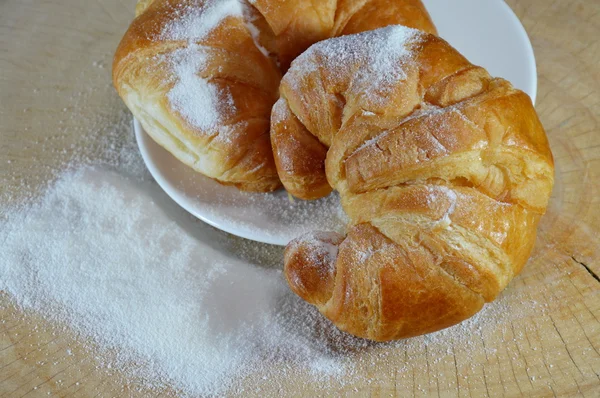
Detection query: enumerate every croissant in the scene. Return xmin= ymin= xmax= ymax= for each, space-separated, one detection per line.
xmin=113 ymin=0 xmax=436 ymax=192
xmin=273 ymin=26 xmax=554 ymax=341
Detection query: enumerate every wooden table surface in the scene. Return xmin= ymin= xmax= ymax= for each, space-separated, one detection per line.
xmin=1 ymin=0 xmax=599 ymax=396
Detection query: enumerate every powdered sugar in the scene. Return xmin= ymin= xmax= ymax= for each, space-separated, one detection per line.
xmin=0 ymin=104 xmax=357 ymax=396
xmin=319 ymin=238 xmax=340 ymax=264
xmin=357 ymin=243 xmax=395 ymax=263
xmin=215 ymin=189 xmax=347 ymax=240
xmin=240 ymin=2 xmax=271 ymax=58
xmin=0 ymin=167 xmax=355 ymax=396
xmin=355 ymin=134 xmax=382 ymax=154
xmin=365 ymin=26 xmax=419 ymax=86
xmin=290 ymin=231 xmax=342 ymax=276
xmin=287 ymin=26 xmax=423 ymax=106
xmin=165 ymin=46 xmax=234 ymax=131
xmin=270 ymin=97 xmax=290 ymax=125
xmin=160 ymin=0 xmax=243 ymax=42
xmin=158 ymin=0 xmax=244 ymax=133
xmin=426 ymin=185 xmax=458 ymax=227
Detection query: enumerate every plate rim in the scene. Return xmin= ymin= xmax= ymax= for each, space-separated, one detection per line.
xmin=134 ymin=119 xmax=290 ymax=246
xmin=498 ymin=0 xmax=538 ymax=103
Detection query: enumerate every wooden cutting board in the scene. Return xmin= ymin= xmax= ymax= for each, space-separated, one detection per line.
xmin=1 ymin=0 xmax=599 ymax=396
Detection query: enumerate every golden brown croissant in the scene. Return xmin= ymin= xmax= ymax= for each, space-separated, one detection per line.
xmin=273 ymin=26 xmax=554 ymax=341
xmin=113 ymin=0 xmax=436 ymax=192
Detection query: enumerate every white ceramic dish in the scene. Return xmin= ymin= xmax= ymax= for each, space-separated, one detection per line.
xmin=424 ymin=0 xmax=537 ymax=102
xmin=135 ymin=118 xmax=348 ymax=246
xmin=134 ymin=0 xmax=537 ymax=246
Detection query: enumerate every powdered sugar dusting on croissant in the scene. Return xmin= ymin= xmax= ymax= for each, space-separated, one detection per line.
xmin=289 ymin=26 xmax=423 ymax=106
xmin=426 ymin=185 xmax=458 ymax=227
xmin=163 ymin=47 xmax=234 ymax=132
xmin=159 ymin=0 xmax=242 ymax=133
xmin=284 ymin=231 xmax=345 ymax=308
xmin=160 ymin=0 xmax=243 ymax=41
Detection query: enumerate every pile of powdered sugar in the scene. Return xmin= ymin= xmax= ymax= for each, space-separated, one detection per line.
xmin=0 ymin=146 xmax=359 ymax=395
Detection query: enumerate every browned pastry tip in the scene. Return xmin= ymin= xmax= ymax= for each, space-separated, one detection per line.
xmin=284 ymin=231 xmax=344 ymax=307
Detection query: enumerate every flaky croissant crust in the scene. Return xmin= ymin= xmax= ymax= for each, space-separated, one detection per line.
xmin=274 ymin=27 xmax=554 ymax=341
xmin=113 ymin=0 xmax=436 ymax=192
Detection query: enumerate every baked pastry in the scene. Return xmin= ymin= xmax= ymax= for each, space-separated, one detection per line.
xmin=113 ymin=0 xmax=436 ymax=191
xmin=274 ymin=26 xmax=554 ymax=341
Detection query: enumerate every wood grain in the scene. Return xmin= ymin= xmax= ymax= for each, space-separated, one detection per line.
xmin=1 ymin=0 xmax=599 ymax=396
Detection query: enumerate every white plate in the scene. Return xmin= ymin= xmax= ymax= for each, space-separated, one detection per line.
xmin=134 ymin=0 xmax=537 ymax=246
xmin=424 ymin=0 xmax=537 ymax=102
xmin=134 ymin=119 xmax=348 ymax=246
